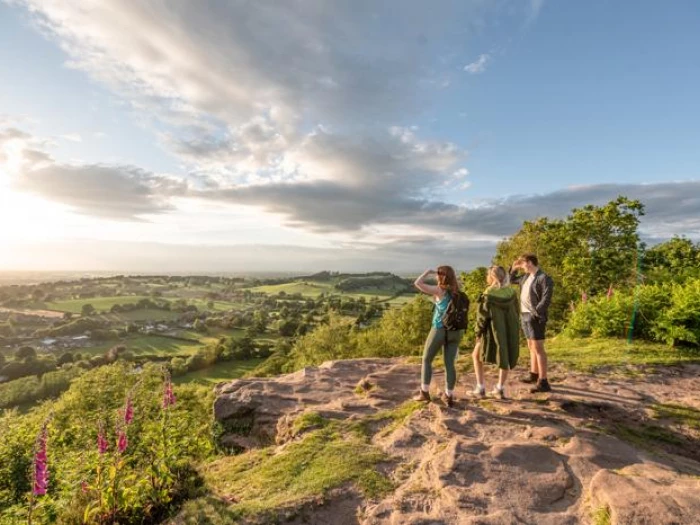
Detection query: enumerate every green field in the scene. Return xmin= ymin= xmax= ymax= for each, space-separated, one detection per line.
xmin=174 ymin=358 xmax=266 ymax=386
xmin=46 ymin=295 xmax=153 ymax=313
xmin=248 ymin=281 xmax=415 ymax=305
xmin=78 ymin=335 xmax=204 ymax=357
xmin=188 ymin=299 xmax=244 ymax=312
xmin=248 ymin=281 xmax=334 ymax=297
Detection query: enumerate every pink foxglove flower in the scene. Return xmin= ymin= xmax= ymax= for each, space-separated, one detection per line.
xmin=582 ymin=291 xmax=588 ymax=303
xmin=81 ymin=481 xmax=89 ymax=493
xmin=162 ymin=379 xmax=176 ymax=409
xmin=33 ymin=425 xmax=49 ymax=496
xmin=97 ymin=423 xmax=109 ymax=454
xmin=117 ymin=430 xmax=128 ymax=454
xmin=124 ymin=396 xmax=134 ymax=426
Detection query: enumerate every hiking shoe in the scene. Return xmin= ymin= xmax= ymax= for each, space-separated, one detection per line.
xmin=520 ymin=372 xmax=539 ymax=384
xmin=441 ymin=393 xmax=455 ymax=408
xmin=491 ymin=386 xmax=506 ymax=400
xmin=471 ymin=385 xmax=486 ymax=398
xmin=413 ymin=389 xmax=431 ymax=402
xmin=530 ymin=378 xmax=552 ymax=393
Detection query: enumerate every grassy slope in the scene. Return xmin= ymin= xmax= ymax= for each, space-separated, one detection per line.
xmin=174 ymin=359 xmax=266 ymax=386
xmin=544 ymin=336 xmax=700 ymax=372
xmin=176 ymin=403 xmax=422 ymax=523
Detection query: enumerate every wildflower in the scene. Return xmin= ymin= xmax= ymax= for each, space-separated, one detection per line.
xmin=162 ymin=377 xmax=176 ymax=409
xmin=81 ymin=481 xmax=89 ymax=493
xmin=33 ymin=424 xmax=49 ymax=496
xmin=124 ymin=396 xmax=134 ymax=425
xmin=97 ymin=423 xmax=109 ymax=454
xmin=581 ymin=291 xmax=588 ymax=303
xmin=607 ymin=285 xmax=614 ymax=300
xmin=117 ymin=431 xmax=128 ymax=454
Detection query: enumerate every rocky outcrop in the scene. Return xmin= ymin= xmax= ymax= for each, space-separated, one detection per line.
xmin=212 ymin=360 xmax=700 ymax=524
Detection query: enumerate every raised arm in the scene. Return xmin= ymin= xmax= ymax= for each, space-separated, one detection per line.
xmin=414 ymin=269 xmax=441 ymax=297
xmin=508 ymin=264 xmax=525 ymax=285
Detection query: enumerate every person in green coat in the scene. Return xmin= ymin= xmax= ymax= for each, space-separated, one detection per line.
xmin=471 ymin=266 xmax=520 ymax=399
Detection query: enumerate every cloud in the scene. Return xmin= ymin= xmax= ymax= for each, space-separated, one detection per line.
xmin=60 ymin=133 xmax=82 ymax=142
xmin=464 ymin=54 xmax=490 ymax=74
xmin=1 ymin=126 xmax=184 ymax=220
xmin=11 ymin=1 xmax=534 ymax=177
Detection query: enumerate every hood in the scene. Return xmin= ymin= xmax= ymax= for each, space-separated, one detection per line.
xmin=483 ymin=286 xmax=518 ymax=310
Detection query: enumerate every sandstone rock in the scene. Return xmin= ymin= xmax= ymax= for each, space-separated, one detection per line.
xmin=208 ymin=359 xmax=700 ymax=524
xmin=589 ymin=463 xmax=700 ymax=525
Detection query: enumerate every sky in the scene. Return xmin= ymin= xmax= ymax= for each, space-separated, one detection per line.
xmin=0 ymin=0 xmax=699 ymax=274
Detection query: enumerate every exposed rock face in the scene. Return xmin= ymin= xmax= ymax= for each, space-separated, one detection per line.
xmin=213 ymin=360 xmax=700 ymax=524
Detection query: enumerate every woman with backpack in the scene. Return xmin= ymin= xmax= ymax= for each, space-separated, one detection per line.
xmin=472 ymin=265 xmax=520 ymax=399
xmin=413 ymin=265 xmax=468 ymax=407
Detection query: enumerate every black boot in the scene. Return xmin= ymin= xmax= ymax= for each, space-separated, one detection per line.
xmin=521 ymin=371 xmax=539 ymax=384
xmin=530 ymin=378 xmax=552 ymax=393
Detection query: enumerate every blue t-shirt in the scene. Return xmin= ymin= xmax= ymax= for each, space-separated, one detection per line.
xmin=432 ymin=292 xmax=451 ymax=328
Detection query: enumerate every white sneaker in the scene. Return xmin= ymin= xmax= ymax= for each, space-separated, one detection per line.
xmin=491 ymin=386 xmax=506 ymax=400
xmin=472 ymin=385 xmax=486 ymax=398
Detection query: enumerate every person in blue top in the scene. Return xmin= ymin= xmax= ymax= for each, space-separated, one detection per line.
xmin=412 ymin=265 xmax=464 ymax=407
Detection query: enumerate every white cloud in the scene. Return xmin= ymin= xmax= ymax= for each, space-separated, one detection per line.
xmin=464 ymin=54 xmax=490 ymax=74
xmin=60 ymin=133 xmax=82 ymax=142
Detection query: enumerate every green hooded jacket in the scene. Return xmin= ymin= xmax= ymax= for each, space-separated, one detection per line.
xmin=475 ymin=286 xmax=520 ymax=370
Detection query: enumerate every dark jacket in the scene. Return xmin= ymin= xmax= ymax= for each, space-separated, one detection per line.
xmin=509 ymin=268 xmax=554 ymax=322
xmin=475 ymin=287 xmax=520 ymax=370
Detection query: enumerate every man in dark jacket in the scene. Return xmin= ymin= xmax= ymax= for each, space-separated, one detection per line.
xmin=510 ymin=254 xmax=554 ymax=393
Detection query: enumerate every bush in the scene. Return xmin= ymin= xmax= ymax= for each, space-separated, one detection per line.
xmin=563 ymin=279 xmax=700 ymax=347
xmin=652 ymin=279 xmax=700 ymax=347
xmin=14 ymin=346 xmax=36 ymax=360
xmin=0 ymin=366 xmax=83 ymax=408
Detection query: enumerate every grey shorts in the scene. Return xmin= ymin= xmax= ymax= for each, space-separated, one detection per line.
xmin=521 ymin=312 xmax=546 ymax=340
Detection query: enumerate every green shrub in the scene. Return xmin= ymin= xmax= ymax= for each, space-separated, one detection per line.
xmin=564 ymin=279 xmax=699 ymax=347
xmin=652 ymin=279 xmax=700 ymax=347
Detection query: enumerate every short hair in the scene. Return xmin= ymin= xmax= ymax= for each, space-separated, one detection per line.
xmin=519 ymin=253 xmax=539 ymax=267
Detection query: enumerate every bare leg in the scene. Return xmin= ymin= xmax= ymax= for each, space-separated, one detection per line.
xmin=533 ymin=339 xmax=548 ymax=379
xmin=498 ymin=368 xmax=509 ymax=388
xmin=528 ymin=339 xmax=538 ymax=373
xmin=472 ymin=345 xmax=485 ymax=387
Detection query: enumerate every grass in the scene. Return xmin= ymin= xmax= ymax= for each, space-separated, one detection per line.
xmin=592 ymin=505 xmax=612 ymax=525
xmin=652 ymin=403 xmax=700 ymax=430
xmin=248 ymin=281 xmax=334 ymax=297
xmin=180 ymin=402 xmax=425 ymax=522
xmin=610 ymin=421 xmax=685 ymax=449
xmin=248 ymin=280 xmax=413 ymax=303
xmin=546 ymin=336 xmax=700 ymax=372
xmin=200 ymin=423 xmax=392 ymax=520
xmin=188 ymin=299 xmax=244 ymax=312
xmin=46 ymin=295 xmax=153 ymax=313
xmin=78 ymin=335 xmax=204 ymax=357
xmin=174 ymin=358 xmax=266 ymax=386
